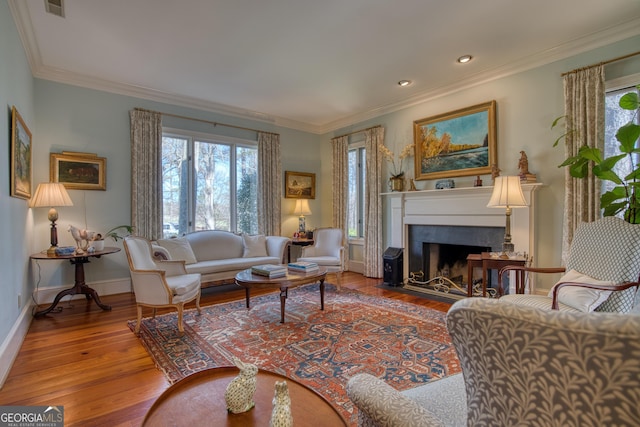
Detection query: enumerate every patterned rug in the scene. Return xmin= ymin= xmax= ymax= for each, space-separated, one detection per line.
xmin=129 ymin=284 xmax=461 ymax=424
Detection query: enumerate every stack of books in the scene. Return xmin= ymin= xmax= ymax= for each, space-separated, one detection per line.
xmin=251 ymin=264 xmax=287 ymax=278
xmin=287 ymin=261 xmax=319 ymax=273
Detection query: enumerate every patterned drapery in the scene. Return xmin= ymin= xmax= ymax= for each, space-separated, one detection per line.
xmin=257 ymin=131 xmax=281 ymax=236
xmin=331 ymin=135 xmax=349 ymax=270
xmin=130 ymin=109 xmax=163 ymax=240
xmin=364 ymin=127 xmax=384 ymax=278
xmin=562 ymin=65 xmax=605 ymax=261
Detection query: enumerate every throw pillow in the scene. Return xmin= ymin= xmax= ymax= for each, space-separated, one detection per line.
xmin=242 ymin=234 xmax=268 ymax=258
xmin=548 ymin=269 xmax=614 ymax=312
xmin=156 ymin=237 xmax=197 ymax=265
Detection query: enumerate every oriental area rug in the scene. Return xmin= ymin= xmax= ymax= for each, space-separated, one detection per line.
xmin=129 ymin=284 xmax=461 ymax=423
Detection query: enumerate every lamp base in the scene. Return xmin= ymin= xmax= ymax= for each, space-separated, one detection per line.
xmin=500 ymin=242 xmax=515 ymax=258
xmin=46 ymin=245 xmax=58 ymax=257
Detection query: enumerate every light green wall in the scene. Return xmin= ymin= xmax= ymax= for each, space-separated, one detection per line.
xmin=0 ymin=0 xmax=36 ymax=342
xmin=321 ymin=34 xmax=640 ymax=290
xmin=32 ymin=81 xmax=324 ymax=285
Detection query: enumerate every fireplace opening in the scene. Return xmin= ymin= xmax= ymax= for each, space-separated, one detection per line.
xmin=424 ymin=243 xmax=491 ymax=287
xmin=406 ymin=225 xmax=504 ymax=298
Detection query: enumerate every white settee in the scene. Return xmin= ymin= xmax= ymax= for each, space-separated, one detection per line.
xmin=152 ymin=230 xmax=290 ymax=286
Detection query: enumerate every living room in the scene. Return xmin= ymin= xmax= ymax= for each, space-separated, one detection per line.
xmin=2 ymin=0 xmax=640 ymax=424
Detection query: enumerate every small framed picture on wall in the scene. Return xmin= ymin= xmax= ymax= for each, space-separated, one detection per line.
xmin=284 ymin=171 xmax=315 ymax=199
xmin=50 ymin=152 xmax=107 ymax=190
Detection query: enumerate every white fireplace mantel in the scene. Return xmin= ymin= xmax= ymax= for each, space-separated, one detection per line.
xmin=382 ymin=183 xmax=542 ymax=262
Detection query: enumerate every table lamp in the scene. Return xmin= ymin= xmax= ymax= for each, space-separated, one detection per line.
xmin=30 ymin=182 xmax=74 ymax=256
xmin=293 ymin=199 xmax=311 ymax=234
xmin=487 ymin=176 xmax=528 ymax=258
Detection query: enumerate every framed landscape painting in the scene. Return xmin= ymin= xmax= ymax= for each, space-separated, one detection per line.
xmin=414 ymin=100 xmax=496 ymax=180
xmin=284 ymin=171 xmax=315 ymax=199
xmin=50 ymin=152 xmax=107 ymax=190
xmin=10 ymin=106 xmax=32 ymax=199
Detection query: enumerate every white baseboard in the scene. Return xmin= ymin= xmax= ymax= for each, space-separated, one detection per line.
xmin=0 ymin=302 xmax=34 ymax=389
xmin=33 ymin=277 xmax=132 ymax=304
xmin=0 ymin=277 xmax=131 ymax=390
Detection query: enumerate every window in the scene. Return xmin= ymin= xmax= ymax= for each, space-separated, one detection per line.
xmin=603 ymin=84 xmax=640 ymax=199
xmin=162 ymin=130 xmax=258 ymax=237
xmin=348 ymin=145 xmax=366 ymax=238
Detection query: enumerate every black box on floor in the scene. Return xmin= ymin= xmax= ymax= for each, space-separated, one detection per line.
xmin=383 ymin=247 xmax=403 ymax=286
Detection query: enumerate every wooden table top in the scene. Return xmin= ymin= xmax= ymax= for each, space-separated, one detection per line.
xmin=142 ymin=366 xmax=347 ymax=426
xmin=235 ymin=266 xmax=327 ymax=288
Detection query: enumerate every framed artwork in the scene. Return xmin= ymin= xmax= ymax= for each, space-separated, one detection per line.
xmin=414 ymin=100 xmax=496 ymax=180
xmin=284 ymin=171 xmax=315 ymax=199
xmin=10 ymin=106 xmax=32 ymax=199
xmin=50 ymin=152 xmax=107 ymax=190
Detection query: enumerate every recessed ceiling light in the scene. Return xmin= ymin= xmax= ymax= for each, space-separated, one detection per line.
xmin=398 ymin=80 xmax=412 ymax=87
xmin=457 ymin=55 xmax=473 ymax=64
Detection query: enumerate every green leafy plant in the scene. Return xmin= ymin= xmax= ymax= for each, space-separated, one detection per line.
xmin=93 ymin=225 xmax=134 ymax=242
xmin=554 ymin=85 xmax=640 ymax=223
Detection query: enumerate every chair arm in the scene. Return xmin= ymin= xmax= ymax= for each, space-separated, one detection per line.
xmin=346 ymin=374 xmax=445 ymax=427
xmin=551 ymin=281 xmax=640 ymax=310
xmin=498 ymin=266 xmax=566 ymax=294
xmin=266 ymin=236 xmax=291 ymax=263
xmin=155 ymin=259 xmax=188 ymax=276
xmin=129 ymin=270 xmax=174 ymax=304
xmin=152 ymin=244 xmax=170 ymax=261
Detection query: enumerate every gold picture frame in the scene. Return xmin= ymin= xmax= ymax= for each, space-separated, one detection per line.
xmin=284 ymin=171 xmax=315 ymax=199
xmin=414 ymin=100 xmax=497 ymax=180
xmin=50 ymin=152 xmax=107 ymax=190
xmin=10 ymin=106 xmax=32 ymax=199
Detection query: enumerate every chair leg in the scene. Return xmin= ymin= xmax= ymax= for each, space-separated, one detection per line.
xmin=195 ymin=290 xmax=202 ymax=314
xmin=135 ymin=304 xmax=143 ymax=334
xmin=335 ymin=271 xmax=342 ymax=291
xmin=177 ymin=303 xmax=185 ymax=333
xmin=152 ymin=308 xmax=157 ymax=319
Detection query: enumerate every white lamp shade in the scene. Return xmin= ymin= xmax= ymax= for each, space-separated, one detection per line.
xmin=487 ymin=176 xmax=528 ymax=208
xmin=293 ymin=199 xmax=312 ymax=216
xmin=30 ymin=182 xmax=73 ymax=208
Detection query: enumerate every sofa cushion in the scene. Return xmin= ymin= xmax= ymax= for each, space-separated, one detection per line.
xmin=242 ymin=234 xmax=268 ymax=258
xmin=186 ymin=230 xmax=244 ymax=261
xmin=548 ymin=269 xmax=613 ymax=312
xmin=185 ymin=256 xmax=281 ymax=275
xmin=156 ymin=237 xmax=197 ymax=265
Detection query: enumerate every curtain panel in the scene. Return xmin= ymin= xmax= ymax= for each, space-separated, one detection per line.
xmin=130 ymin=109 xmax=163 ymax=240
xmin=562 ymin=65 xmax=605 ymax=261
xmin=258 ymin=132 xmax=282 ymax=236
xmin=331 ymin=136 xmax=349 ymax=270
xmin=364 ymin=127 xmax=384 ymax=278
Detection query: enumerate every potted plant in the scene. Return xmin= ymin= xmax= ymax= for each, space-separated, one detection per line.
xmin=91 ymin=225 xmax=134 ymax=250
xmin=379 ymin=142 xmax=415 ymax=191
xmin=554 ymin=85 xmax=640 ymax=223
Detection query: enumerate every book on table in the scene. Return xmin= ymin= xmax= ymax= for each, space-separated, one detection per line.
xmin=251 ymin=264 xmax=287 ymax=277
xmin=287 ymin=261 xmax=319 ymax=272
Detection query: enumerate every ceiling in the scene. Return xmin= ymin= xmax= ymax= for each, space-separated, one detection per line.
xmin=8 ymin=0 xmax=640 ymax=134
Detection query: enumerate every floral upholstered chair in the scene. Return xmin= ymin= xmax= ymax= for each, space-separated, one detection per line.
xmin=347 ymin=297 xmax=640 ymax=427
xmin=499 ymin=216 xmax=640 ymax=313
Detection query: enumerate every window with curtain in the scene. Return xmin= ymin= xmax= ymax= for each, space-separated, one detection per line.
xmin=348 ymin=144 xmax=366 ymax=239
xmin=603 ymin=83 xmax=640 ymax=203
xmin=161 ymin=129 xmax=258 ymax=237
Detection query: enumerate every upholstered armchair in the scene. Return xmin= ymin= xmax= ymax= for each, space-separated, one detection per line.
xmin=499 ymin=216 xmax=640 ymax=313
xmin=347 ymin=298 xmax=640 ymax=427
xmin=123 ymin=236 xmax=202 ymax=333
xmin=298 ymin=227 xmax=344 ymax=286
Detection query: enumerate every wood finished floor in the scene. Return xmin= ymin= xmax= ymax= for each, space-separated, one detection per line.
xmin=0 ymin=272 xmax=452 ymax=427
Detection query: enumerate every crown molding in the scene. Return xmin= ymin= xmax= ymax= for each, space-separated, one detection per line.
xmin=9 ymin=0 xmax=640 ymax=135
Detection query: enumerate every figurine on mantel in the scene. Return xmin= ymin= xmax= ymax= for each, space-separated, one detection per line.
xmin=518 ymin=151 xmax=537 ymax=183
xmin=474 ymin=176 xmax=483 ymax=187
xmin=491 ymin=164 xmax=501 ymax=183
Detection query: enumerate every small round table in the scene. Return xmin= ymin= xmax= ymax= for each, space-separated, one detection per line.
xmin=30 ymin=247 xmax=120 ymax=316
xmin=142 ymin=367 xmax=347 ymax=426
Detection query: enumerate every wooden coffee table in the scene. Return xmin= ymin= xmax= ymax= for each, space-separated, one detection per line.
xmin=235 ymin=267 xmax=327 ymax=323
xmin=142 ymin=366 xmax=347 ymax=426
